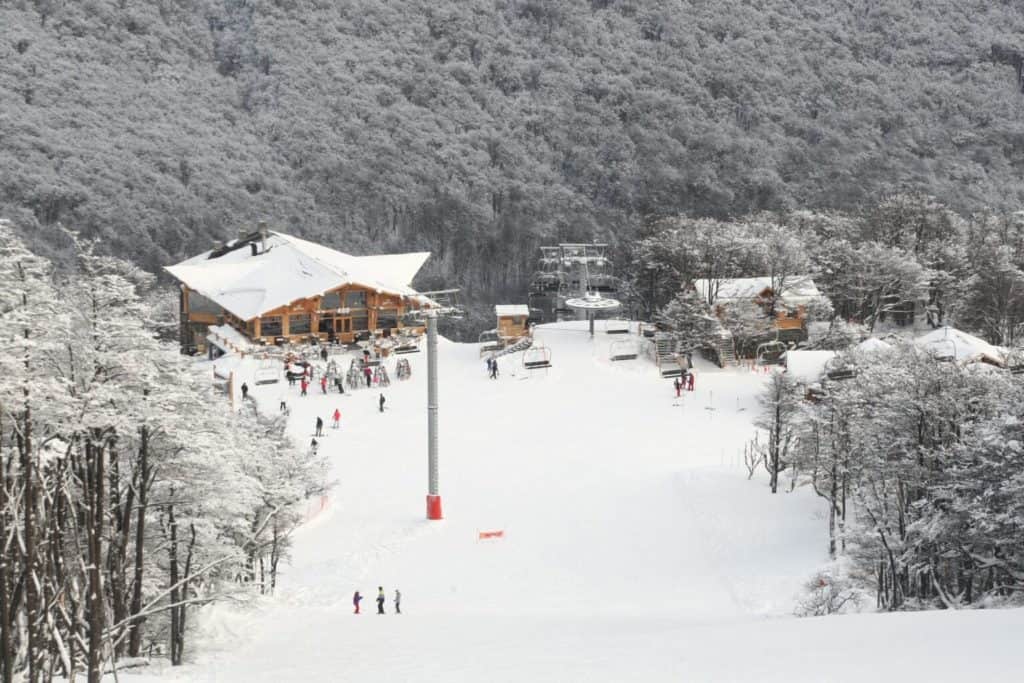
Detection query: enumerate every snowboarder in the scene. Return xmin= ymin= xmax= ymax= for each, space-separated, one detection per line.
xmin=379 ymin=393 xmax=386 ymax=413
xmin=320 ymin=375 xmax=328 ymax=394
xmin=240 ymin=382 xmax=249 ymax=400
xmin=376 ymin=586 xmax=386 ymax=614
xmin=332 ymin=408 xmax=341 ymax=429
xmin=687 ymin=372 xmax=695 ymax=391
xmin=364 ymin=366 xmax=373 ymax=388
xmin=353 ymin=591 xmax=363 ymax=614
xmin=394 ymin=589 xmax=401 ymax=615
xmin=673 ymin=377 xmax=682 ymax=398
xmin=315 ymin=416 xmax=324 ymax=437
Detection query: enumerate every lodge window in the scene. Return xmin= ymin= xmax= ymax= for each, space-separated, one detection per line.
xmin=188 ymin=291 xmax=221 ymax=315
xmin=318 ymin=317 xmax=333 ymax=334
xmin=345 ymin=291 xmax=367 ymax=309
xmin=289 ymin=314 xmax=311 ymax=335
xmin=321 ymin=292 xmax=341 ymax=309
xmin=352 ymin=312 xmax=369 ymax=331
xmin=260 ymin=316 xmax=282 ymax=337
xmin=377 ymin=309 xmax=398 ymax=330
xmin=336 ymin=318 xmax=351 ymax=333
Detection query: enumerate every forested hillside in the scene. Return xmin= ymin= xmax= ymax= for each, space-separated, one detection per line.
xmin=3 ymin=0 xmax=1024 ymax=305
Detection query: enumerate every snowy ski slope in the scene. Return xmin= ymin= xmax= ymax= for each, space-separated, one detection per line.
xmin=137 ymin=322 xmax=1024 ymax=682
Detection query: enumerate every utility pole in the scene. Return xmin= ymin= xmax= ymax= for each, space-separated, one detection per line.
xmin=426 ymin=312 xmax=442 ymax=520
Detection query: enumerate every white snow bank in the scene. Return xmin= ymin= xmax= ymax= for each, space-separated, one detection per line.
xmin=785 ymin=350 xmax=837 ymax=382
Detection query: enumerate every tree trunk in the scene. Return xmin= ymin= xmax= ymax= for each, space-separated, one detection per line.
xmin=86 ymin=439 xmax=106 ymax=683
xmin=0 ymin=412 xmax=12 ymax=683
xmin=168 ymin=502 xmax=181 ymax=666
xmin=128 ymin=426 xmax=149 ymax=657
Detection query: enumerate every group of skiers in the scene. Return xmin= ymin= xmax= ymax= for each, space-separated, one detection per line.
xmin=485 ymin=356 xmax=499 ymax=379
xmin=673 ymin=370 xmax=696 ymax=397
xmin=352 ymin=587 xmax=401 ymax=615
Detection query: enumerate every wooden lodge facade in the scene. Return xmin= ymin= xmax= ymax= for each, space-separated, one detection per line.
xmin=166 ymin=229 xmax=433 ymax=354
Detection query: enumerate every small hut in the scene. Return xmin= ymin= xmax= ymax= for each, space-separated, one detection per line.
xmin=495 ymin=305 xmax=531 ymax=342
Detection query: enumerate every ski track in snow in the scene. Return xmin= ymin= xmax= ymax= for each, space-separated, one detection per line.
xmin=122 ymin=322 xmax=1024 ymax=683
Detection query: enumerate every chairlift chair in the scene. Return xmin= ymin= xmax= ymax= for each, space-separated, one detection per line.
xmin=924 ymin=339 xmax=957 ymax=362
xmin=523 ymin=345 xmax=552 ymax=370
xmin=609 ymin=340 xmax=639 ymax=361
xmin=604 ymin=319 xmax=630 ymax=335
xmin=479 ymin=329 xmax=503 ymax=357
xmin=756 ymin=340 xmax=787 ymax=366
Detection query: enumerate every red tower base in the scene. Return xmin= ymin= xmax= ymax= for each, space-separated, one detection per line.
xmin=426 ymin=494 xmax=443 ymax=520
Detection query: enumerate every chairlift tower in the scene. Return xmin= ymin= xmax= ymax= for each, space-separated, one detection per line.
xmin=409 ymin=289 xmax=463 ymax=520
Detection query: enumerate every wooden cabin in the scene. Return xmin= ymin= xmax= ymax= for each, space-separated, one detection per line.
xmin=695 ymin=276 xmax=826 ymax=344
xmin=166 ymin=229 xmax=432 ymax=354
xmin=495 ymin=305 xmax=530 ymax=341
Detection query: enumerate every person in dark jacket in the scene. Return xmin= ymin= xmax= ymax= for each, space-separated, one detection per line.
xmin=379 ymin=393 xmax=386 ymax=413
xmin=315 ymin=416 xmax=324 ymax=437
xmin=241 ymin=382 xmax=249 ymax=399
xmin=376 ymin=586 xmax=386 ymax=614
xmin=353 ymin=591 xmax=363 ymax=614
xmin=394 ymin=589 xmax=401 ymax=615
xmin=320 ymin=347 xmax=328 ymax=362
xmin=673 ymin=377 xmax=682 ymax=398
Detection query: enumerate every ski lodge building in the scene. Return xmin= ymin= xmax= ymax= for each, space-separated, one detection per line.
xmin=694 ymin=275 xmax=826 ymax=343
xmin=165 ymin=228 xmax=433 ymax=354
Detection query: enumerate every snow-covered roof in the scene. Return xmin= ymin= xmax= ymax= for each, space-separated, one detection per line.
xmin=856 ymin=337 xmax=893 ymax=354
xmin=784 ymin=350 xmax=838 ymax=382
xmin=694 ymin=276 xmax=824 ymax=307
xmin=165 ymin=232 xmax=430 ymax=321
xmin=495 ymin=305 xmax=530 ymax=318
xmin=915 ymin=327 xmax=1007 ymax=367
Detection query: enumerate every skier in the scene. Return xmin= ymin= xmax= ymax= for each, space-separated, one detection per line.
xmin=315 ymin=416 xmax=324 ymax=437
xmin=332 ymin=408 xmax=341 ymax=429
xmin=320 ymin=347 xmax=328 ymax=362
xmin=278 ymin=393 xmax=287 ymax=413
xmin=310 ymin=438 xmax=319 ymax=455
xmin=240 ymin=382 xmax=249 ymax=400
xmin=687 ymin=371 xmax=695 ymax=391
xmin=489 ymin=357 xmax=498 ymax=379
xmin=320 ymin=375 xmax=328 ymax=394
xmin=376 ymin=586 xmax=386 ymax=614
xmin=364 ymin=366 xmax=373 ymax=388
xmin=335 ymin=376 xmax=345 ymax=394
xmin=300 ymin=378 xmax=308 ymax=396
xmin=673 ymin=376 xmax=682 ymax=398
xmin=379 ymin=393 xmax=386 ymax=413
xmin=353 ymin=591 xmax=363 ymax=614
xmin=394 ymin=589 xmax=401 ymax=615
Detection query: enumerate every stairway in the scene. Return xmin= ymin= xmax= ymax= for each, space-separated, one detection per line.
xmin=491 ymin=335 xmax=533 ymax=359
xmin=654 ymin=333 xmax=683 ymax=377
xmin=714 ymin=330 xmax=737 ymax=367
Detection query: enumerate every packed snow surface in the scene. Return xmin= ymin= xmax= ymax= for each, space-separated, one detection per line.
xmin=133 ymin=322 xmax=1024 ymax=682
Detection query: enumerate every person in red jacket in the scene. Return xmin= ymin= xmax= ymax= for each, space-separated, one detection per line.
xmin=300 ymin=378 xmax=308 ymax=396
xmin=332 ymin=408 xmax=341 ymax=429
xmin=687 ymin=372 xmax=695 ymax=391
xmin=320 ymin=375 xmax=328 ymax=394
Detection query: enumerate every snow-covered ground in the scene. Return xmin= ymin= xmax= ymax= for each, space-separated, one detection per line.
xmin=134 ymin=322 xmax=1024 ymax=682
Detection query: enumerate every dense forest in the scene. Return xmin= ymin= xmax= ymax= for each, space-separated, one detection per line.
xmin=3 ymin=0 xmax=1024 ymax=314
